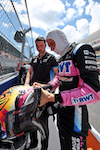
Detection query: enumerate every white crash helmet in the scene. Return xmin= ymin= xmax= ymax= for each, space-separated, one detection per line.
xmin=46 ymin=28 xmax=70 ymax=57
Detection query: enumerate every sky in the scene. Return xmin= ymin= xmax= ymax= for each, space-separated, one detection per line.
xmin=1 ymin=0 xmax=100 ymax=57
xmin=25 ymin=0 xmax=100 ymax=56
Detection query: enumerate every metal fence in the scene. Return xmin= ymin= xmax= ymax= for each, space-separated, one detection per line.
xmin=0 ymin=0 xmax=34 ymax=75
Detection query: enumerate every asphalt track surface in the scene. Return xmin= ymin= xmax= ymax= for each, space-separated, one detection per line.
xmin=87 ymin=100 xmax=100 ymax=134
xmin=48 ymin=116 xmax=60 ymax=150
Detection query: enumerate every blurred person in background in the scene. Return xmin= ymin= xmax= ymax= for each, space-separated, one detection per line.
xmin=25 ymin=36 xmax=58 ymax=149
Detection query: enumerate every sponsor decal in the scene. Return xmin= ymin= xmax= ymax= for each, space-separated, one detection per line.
xmin=72 ymin=136 xmax=84 ymax=150
xmin=72 ymin=136 xmax=80 ymax=150
xmin=33 ymin=59 xmax=37 ymax=63
xmin=83 ymin=50 xmax=89 ymax=55
xmin=72 ymin=93 xmax=94 ymax=104
xmin=59 ymin=60 xmax=72 ymax=73
xmin=85 ymin=65 xmax=97 ymax=70
xmin=89 ymin=52 xmax=95 ymax=56
xmin=83 ymin=50 xmax=95 ymax=56
xmin=85 ymin=60 xmax=97 ymax=65
xmin=84 ymin=56 xmax=96 ymax=60
xmin=59 ymin=76 xmax=73 ymax=81
xmin=19 ymin=89 xmax=26 ymax=95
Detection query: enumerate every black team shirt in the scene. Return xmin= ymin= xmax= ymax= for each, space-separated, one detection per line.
xmin=31 ymin=52 xmax=58 ymax=84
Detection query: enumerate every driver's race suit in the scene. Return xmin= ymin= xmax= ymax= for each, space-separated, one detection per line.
xmin=47 ymin=43 xmax=100 ymax=150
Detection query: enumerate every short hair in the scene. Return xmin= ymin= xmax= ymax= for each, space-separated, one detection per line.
xmin=35 ymin=36 xmax=46 ymax=43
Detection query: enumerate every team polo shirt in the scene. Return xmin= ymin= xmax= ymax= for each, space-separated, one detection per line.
xmin=31 ymin=52 xmax=58 ymax=84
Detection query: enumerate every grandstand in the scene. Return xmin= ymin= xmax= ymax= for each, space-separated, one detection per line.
xmin=0 ymin=34 xmax=21 ymax=72
xmin=0 ymin=0 xmax=34 ymax=75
